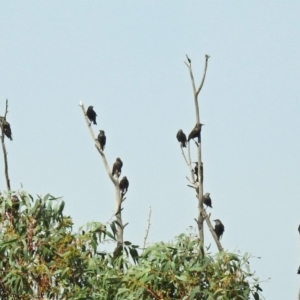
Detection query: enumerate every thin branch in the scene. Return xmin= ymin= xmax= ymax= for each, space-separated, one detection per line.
xmin=196 ymin=54 xmax=210 ymax=96
xmin=0 ymin=99 xmax=11 ymax=191
xmin=196 ymin=145 xmax=204 ymax=243
xmin=180 ymin=146 xmax=189 ymax=165
xmin=186 ymin=177 xmax=193 ymax=185
xmin=143 ymin=206 xmax=152 ymax=252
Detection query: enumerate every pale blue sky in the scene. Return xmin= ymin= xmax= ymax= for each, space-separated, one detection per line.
xmin=1 ymin=2 xmax=300 ymax=299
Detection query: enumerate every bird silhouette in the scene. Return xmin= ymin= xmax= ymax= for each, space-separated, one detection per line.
xmin=97 ymin=130 xmax=106 ymax=151
xmin=119 ymin=176 xmax=129 ymax=194
xmin=188 ymin=123 xmax=203 ymax=142
xmin=112 ymin=158 xmax=123 ymax=177
xmin=214 ymin=219 xmax=225 ymax=240
xmin=86 ymin=106 xmax=97 ymax=125
xmin=203 ymin=193 xmax=212 ymax=208
xmin=176 ymin=129 xmax=187 ymax=147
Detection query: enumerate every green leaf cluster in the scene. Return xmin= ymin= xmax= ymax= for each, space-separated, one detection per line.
xmin=0 ymin=192 xmax=264 ymax=299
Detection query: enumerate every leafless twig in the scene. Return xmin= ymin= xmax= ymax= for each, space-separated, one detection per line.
xmin=143 ymin=206 xmax=152 ymax=252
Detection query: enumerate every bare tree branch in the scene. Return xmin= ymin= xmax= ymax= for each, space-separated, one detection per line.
xmin=185 ymin=56 xmax=210 ymax=244
xmin=79 ymin=101 xmax=124 ymax=245
xmin=180 ymin=146 xmax=189 ymax=165
xmin=184 ymin=55 xmax=223 ymax=251
xmin=187 ymin=141 xmax=196 ymax=183
xmin=0 ymin=99 xmax=11 ymax=191
xmin=196 ymin=55 xmax=210 ymax=97
xmin=143 ymin=205 xmax=152 ymax=252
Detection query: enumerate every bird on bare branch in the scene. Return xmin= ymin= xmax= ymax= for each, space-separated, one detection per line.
xmin=0 ymin=118 xmax=13 ymax=141
xmin=176 ymin=129 xmax=187 ymax=148
xmin=97 ymin=130 xmax=106 ymax=151
xmin=203 ymin=193 xmax=212 ymax=208
xmin=119 ymin=176 xmax=129 ymax=194
xmin=112 ymin=158 xmax=123 ymax=177
xmin=86 ymin=106 xmax=97 ymax=125
xmin=214 ymin=219 xmax=225 ymax=240
xmin=188 ymin=122 xmax=204 ymax=142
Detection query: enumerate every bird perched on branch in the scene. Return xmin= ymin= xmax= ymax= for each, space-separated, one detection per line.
xmin=193 ymin=162 xmax=203 ymax=183
xmin=112 ymin=158 xmax=123 ymax=177
xmin=214 ymin=219 xmax=225 ymax=240
xmin=203 ymin=193 xmax=212 ymax=208
xmin=1 ymin=121 xmax=13 ymax=141
xmin=97 ymin=130 xmax=106 ymax=151
xmin=119 ymin=176 xmax=129 ymax=194
xmin=86 ymin=106 xmax=97 ymax=125
xmin=188 ymin=123 xmax=203 ymax=142
xmin=176 ymin=129 xmax=187 ymax=148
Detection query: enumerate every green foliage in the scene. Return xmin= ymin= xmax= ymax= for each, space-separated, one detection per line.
xmin=0 ymin=192 xmax=264 ymax=299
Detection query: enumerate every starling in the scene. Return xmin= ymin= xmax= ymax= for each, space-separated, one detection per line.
xmin=298 ymin=266 xmax=300 ymax=275
xmin=188 ymin=123 xmax=204 ymax=142
xmin=97 ymin=130 xmax=106 ymax=151
xmin=86 ymin=106 xmax=97 ymax=125
xmin=112 ymin=158 xmax=123 ymax=177
xmin=176 ymin=129 xmax=187 ymax=148
xmin=119 ymin=176 xmax=129 ymax=194
xmin=1 ymin=121 xmax=13 ymax=141
xmin=298 ymin=224 xmax=300 ymax=234
xmin=203 ymin=193 xmax=212 ymax=208
xmin=214 ymin=219 xmax=225 ymax=240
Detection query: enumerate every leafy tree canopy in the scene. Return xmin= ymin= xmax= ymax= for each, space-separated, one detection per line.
xmin=0 ymin=192 xmax=263 ymax=299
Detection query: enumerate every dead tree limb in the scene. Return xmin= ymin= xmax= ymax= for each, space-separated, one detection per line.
xmin=185 ymin=55 xmax=209 ymax=245
xmin=0 ymin=99 xmax=11 ymax=191
xmin=79 ymin=101 xmax=124 ymax=245
xmin=184 ymin=55 xmax=223 ymax=251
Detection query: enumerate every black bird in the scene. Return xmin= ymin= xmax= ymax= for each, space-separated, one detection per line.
xmin=298 ymin=224 xmax=300 ymax=234
xmin=97 ymin=130 xmax=106 ymax=151
xmin=86 ymin=106 xmax=97 ymax=125
xmin=298 ymin=266 xmax=300 ymax=275
xmin=188 ymin=123 xmax=204 ymax=142
xmin=112 ymin=158 xmax=123 ymax=177
xmin=203 ymin=193 xmax=212 ymax=208
xmin=1 ymin=121 xmax=13 ymax=141
xmin=176 ymin=129 xmax=187 ymax=148
xmin=214 ymin=219 xmax=225 ymax=240
xmin=119 ymin=176 xmax=129 ymax=194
